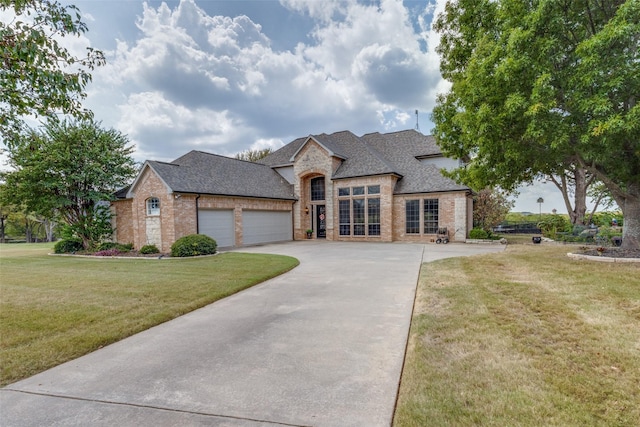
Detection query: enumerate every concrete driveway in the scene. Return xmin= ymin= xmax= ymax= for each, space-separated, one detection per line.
xmin=1 ymin=241 xmax=504 ymax=427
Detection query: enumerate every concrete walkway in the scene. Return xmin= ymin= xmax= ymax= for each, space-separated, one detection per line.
xmin=1 ymin=241 xmax=504 ymax=427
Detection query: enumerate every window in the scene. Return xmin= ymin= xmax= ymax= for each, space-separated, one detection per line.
xmin=338 ymin=185 xmax=382 ymax=237
xmin=367 ymin=185 xmax=380 ymax=194
xmin=146 ymin=197 xmax=160 ymax=216
xmin=406 ymin=200 xmax=420 ymax=234
xmin=339 ymin=200 xmax=351 ymax=235
xmin=311 ymin=177 xmax=325 ymax=201
xmin=352 ymin=186 xmax=365 ymax=195
xmin=368 ymin=198 xmax=380 ymax=236
xmin=424 ymin=199 xmax=439 ymax=234
xmin=353 ymin=199 xmax=365 ymax=235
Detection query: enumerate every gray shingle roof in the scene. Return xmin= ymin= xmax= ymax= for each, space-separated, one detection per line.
xmin=361 ymin=131 xmax=469 ymax=194
xmin=143 ymin=151 xmax=296 ymax=200
xmin=260 ymin=129 xmax=469 ymax=194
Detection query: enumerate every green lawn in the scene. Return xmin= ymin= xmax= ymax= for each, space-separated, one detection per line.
xmin=394 ymin=244 xmax=640 ymax=426
xmin=0 ymin=243 xmax=298 ymax=386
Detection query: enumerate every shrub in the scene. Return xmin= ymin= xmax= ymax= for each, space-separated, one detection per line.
xmin=94 ymin=249 xmax=121 ymax=257
xmin=139 ymin=244 xmax=160 ymax=254
xmin=54 ymin=238 xmax=84 ymax=254
xmin=537 ymin=215 xmax=570 ymax=239
xmin=97 ymin=242 xmax=133 ymax=252
xmin=170 ymin=234 xmax=217 ymax=257
xmin=469 ymin=228 xmax=489 ymax=239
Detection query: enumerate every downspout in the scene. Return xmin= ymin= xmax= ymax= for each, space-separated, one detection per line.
xmin=195 ymin=194 xmax=201 ymax=234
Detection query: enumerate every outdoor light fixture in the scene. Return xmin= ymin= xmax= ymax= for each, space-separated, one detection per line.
xmin=305 ymin=206 xmax=309 ymax=215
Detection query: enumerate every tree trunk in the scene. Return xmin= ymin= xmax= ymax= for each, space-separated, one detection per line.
xmin=620 ymin=184 xmax=640 ymax=250
xmin=573 ymin=168 xmax=588 ymax=225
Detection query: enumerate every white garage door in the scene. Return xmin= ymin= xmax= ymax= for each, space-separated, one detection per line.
xmin=198 ymin=209 xmax=235 ymax=247
xmin=242 ymin=210 xmax=292 ymax=245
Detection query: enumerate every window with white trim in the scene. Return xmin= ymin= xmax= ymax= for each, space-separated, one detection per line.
xmin=146 ymin=197 xmax=160 ymax=216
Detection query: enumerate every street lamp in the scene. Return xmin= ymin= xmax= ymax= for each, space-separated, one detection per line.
xmin=537 ymin=197 xmax=544 ymax=221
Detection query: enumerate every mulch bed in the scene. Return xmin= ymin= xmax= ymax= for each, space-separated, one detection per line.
xmin=580 ymin=248 xmax=640 ymax=259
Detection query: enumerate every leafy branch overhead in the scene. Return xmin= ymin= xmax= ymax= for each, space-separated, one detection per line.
xmin=0 ymin=0 xmax=105 ymax=139
xmin=433 ymin=0 xmax=640 ymax=249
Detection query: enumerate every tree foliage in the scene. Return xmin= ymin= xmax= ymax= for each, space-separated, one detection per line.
xmin=473 ymin=188 xmax=514 ymax=233
xmin=1 ymin=119 xmax=137 ymax=248
xmin=433 ymin=0 xmax=640 ymax=249
xmin=235 ymin=148 xmax=273 ymax=162
xmin=0 ymin=0 xmax=105 ymax=139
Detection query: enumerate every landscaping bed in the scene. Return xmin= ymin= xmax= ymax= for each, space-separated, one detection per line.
xmin=580 ymin=247 xmax=640 ymax=259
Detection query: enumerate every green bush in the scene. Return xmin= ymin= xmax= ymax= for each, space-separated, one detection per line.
xmin=97 ymin=242 xmax=133 ymax=252
xmin=139 ymin=244 xmax=160 ymax=254
xmin=170 ymin=234 xmax=217 ymax=257
xmin=537 ymin=215 xmax=570 ymax=239
xmin=54 ymin=238 xmax=84 ymax=254
xmin=469 ymin=228 xmax=489 ymax=239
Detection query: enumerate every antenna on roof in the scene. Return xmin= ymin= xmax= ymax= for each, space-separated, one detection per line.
xmin=415 ymin=109 xmax=420 ymax=132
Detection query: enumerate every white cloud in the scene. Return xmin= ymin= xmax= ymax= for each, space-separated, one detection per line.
xmin=80 ymin=0 xmax=449 ymax=161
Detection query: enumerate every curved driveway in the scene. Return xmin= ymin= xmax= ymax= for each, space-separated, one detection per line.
xmin=1 ymin=241 xmax=503 ymax=427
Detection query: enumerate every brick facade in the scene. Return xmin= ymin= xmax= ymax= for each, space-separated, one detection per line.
xmin=112 ymin=133 xmax=472 ymax=250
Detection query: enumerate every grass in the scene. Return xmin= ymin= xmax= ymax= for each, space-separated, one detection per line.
xmin=0 ymin=243 xmax=299 ymax=386
xmin=394 ymin=243 xmax=640 ymax=426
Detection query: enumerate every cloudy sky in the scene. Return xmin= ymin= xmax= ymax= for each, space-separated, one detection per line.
xmin=8 ymin=0 xmax=585 ymax=213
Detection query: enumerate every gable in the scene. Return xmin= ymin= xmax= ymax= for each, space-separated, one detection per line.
xmin=126 ymin=163 xmax=173 ymax=198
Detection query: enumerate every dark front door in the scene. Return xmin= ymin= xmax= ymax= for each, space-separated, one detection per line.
xmin=316 ymin=205 xmax=326 ymax=238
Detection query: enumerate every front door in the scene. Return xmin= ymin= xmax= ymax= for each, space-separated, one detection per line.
xmin=316 ymin=205 xmax=326 ymax=238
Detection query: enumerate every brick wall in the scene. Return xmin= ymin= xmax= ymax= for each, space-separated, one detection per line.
xmin=330 ymin=175 xmax=397 ymax=242
xmin=392 ymin=191 xmax=471 ymax=243
xmin=111 ymin=199 xmax=133 ymax=245
xmin=292 ymin=140 xmax=337 ymax=240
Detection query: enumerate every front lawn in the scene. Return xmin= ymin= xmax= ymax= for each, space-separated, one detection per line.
xmin=394 ymin=244 xmax=640 ymax=426
xmin=0 ymin=243 xmax=298 ymax=386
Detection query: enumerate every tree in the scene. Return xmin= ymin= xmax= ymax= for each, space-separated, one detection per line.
xmin=544 ymin=165 xmax=595 ymax=226
xmin=235 ymin=148 xmax=273 ymax=162
xmin=433 ymin=0 xmax=639 ymax=249
xmin=0 ymin=0 xmax=105 ymax=139
xmin=1 ymin=120 xmax=137 ymax=248
xmin=473 ymin=188 xmax=514 ymax=233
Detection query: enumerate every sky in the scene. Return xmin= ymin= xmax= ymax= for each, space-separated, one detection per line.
xmin=3 ymin=0 xmax=598 ymax=213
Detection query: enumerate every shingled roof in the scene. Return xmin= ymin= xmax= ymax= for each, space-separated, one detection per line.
xmin=126 ymin=129 xmax=467 ymax=200
xmin=260 ymin=129 xmax=468 ymax=194
xmin=128 ymin=151 xmax=296 ymax=200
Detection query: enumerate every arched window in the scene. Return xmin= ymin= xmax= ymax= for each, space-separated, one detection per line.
xmin=310 ymin=177 xmax=325 ymax=201
xmin=146 ymin=197 xmax=160 ymax=216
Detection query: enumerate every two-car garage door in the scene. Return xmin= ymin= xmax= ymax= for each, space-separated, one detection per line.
xmin=198 ymin=209 xmax=292 ymax=247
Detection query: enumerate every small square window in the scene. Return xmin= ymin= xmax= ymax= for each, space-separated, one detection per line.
xmin=352 ymin=186 xmax=365 ymax=195
xmin=367 ymin=185 xmax=380 ymax=194
xmin=146 ymin=197 xmax=160 ymax=216
xmin=338 ymin=187 xmax=350 ymax=197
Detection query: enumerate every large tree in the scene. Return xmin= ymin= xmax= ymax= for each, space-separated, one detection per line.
xmin=433 ymin=0 xmax=639 ymax=249
xmin=1 ymin=120 xmax=137 ymax=248
xmin=0 ymin=0 xmax=104 ymax=139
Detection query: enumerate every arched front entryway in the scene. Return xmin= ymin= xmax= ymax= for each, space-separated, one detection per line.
xmin=300 ymin=174 xmax=327 ymax=239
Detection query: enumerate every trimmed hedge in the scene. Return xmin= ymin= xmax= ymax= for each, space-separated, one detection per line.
xmin=54 ymin=238 xmax=84 ymax=254
xmin=97 ymin=242 xmax=134 ymax=252
xmin=139 ymin=244 xmax=160 ymax=254
xmin=170 ymin=234 xmax=217 ymax=257
xmin=469 ymin=228 xmax=489 ymax=239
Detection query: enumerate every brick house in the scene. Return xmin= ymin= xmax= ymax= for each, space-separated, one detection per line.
xmin=111 ymin=129 xmax=473 ymax=252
